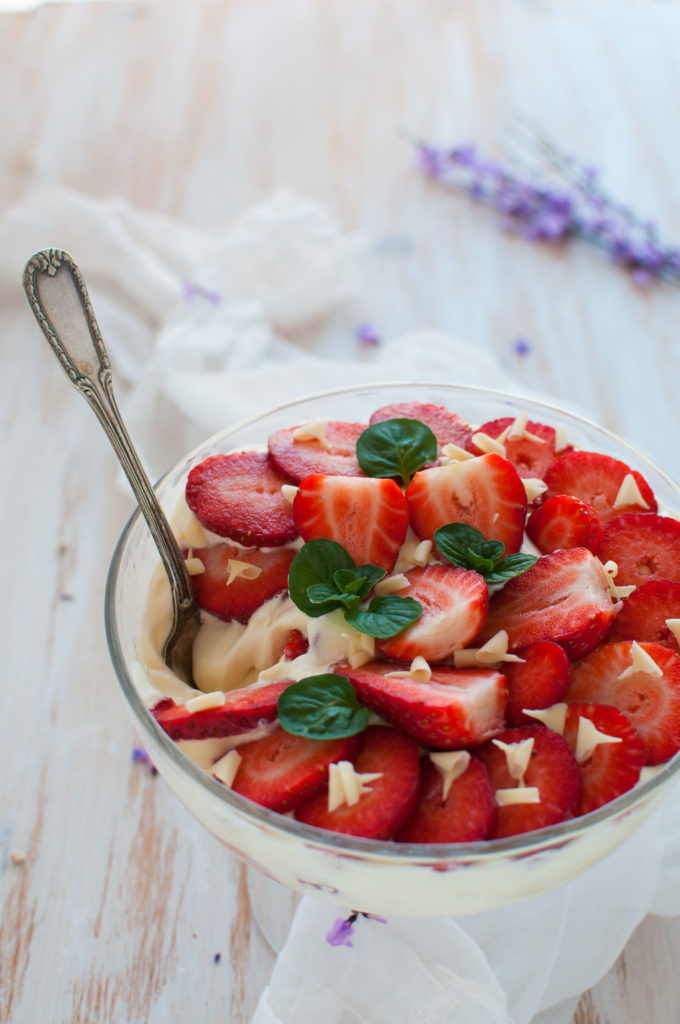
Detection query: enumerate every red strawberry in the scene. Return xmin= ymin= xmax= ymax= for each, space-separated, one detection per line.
xmin=472 ymin=417 xmax=568 ymax=479
xmin=377 ymin=564 xmax=488 ymax=663
xmin=231 ymin=724 xmax=359 ymax=813
xmin=190 ymin=542 xmax=294 ymax=623
xmin=566 ymin=641 xmax=680 ymax=764
xmin=342 ymin=660 xmax=507 ymax=749
xmin=268 ymin=421 xmax=366 ymax=482
xmin=502 ymin=641 xmax=571 ymax=726
xmin=294 ymin=725 xmax=420 ymax=839
xmin=526 ymin=495 xmax=602 ymax=554
xmin=153 ymin=680 xmax=292 ymax=740
xmin=397 ymin=754 xmax=496 ymax=843
xmin=476 ymin=725 xmax=582 ymax=838
xmin=562 ymin=702 xmax=645 ymax=814
xmin=406 ymin=452 xmax=527 ymax=554
xmin=608 ymin=579 xmax=680 ymax=652
xmin=281 ymin=629 xmax=309 ymax=660
xmin=479 ymin=548 xmax=617 ymax=659
xmin=596 ymin=513 xmax=680 ymax=587
xmin=185 ymin=451 xmax=298 ymax=546
xmin=293 ymin=474 xmax=409 ymax=572
xmin=369 ymin=402 xmax=473 ymax=453
xmin=542 ymin=451 xmax=657 ymax=524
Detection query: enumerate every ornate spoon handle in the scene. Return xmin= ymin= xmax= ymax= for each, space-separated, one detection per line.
xmin=23 ymin=249 xmax=199 ymax=682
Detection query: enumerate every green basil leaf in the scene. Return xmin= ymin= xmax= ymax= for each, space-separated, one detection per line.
xmin=356 ymin=418 xmax=438 ymax=486
xmin=486 ymin=553 xmax=538 ymax=584
xmin=333 ymin=564 xmax=386 ymax=601
xmin=463 ymin=548 xmax=498 ymax=576
xmin=289 ymin=539 xmax=356 ymax=617
xmin=277 ymin=674 xmax=370 ymax=739
xmin=346 ymin=595 xmax=422 ymax=638
xmin=306 ymin=583 xmax=359 ymax=615
xmin=434 ymin=522 xmax=492 ymax=568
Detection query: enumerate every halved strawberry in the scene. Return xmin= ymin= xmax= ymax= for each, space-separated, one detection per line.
xmin=377 ymin=564 xmax=488 ymax=663
xmin=479 ymin=548 xmax=617 ymax=659
xmin=293 ymin=474 xmax=409 ymax=572
xmin=153 ymin=680 xmax=292 ymax=740
xmin=397 ymin=754 xmax=496 ymax=843
xmin=406 ymin=452 xmax=527 ymax=554
xmin=281 ymin=629 xmax=310 ymax=660
xmin=608 ymin=579 xmax=680 ymax=652
xmin=268 ymin=421 xmax=366 ymax=482
xmin=596 ymin=513 xmax=680 ymax=587
xmin=542 ymin=451 xmax=657 ymax=524
xmin=472 ymin=417 xmax=568 ymax=479
xmin=231 ymin=725 xmax=360 ymax=813
xmin=185 ymin=451 xmax=298 ymax=546
xmin=562 ymin=702 xmax=645 ymax=815
xmin=294 ymin=725 xmax=420 ymax=839
xmin=191 ymin=542 xmax=294 ymax=623
xmin=369 ymin=402 xmax=473 ymax=453
xmin=526 ymin=495 xmax=602 ymax=554
xmin=566 ymin=641 xmax=680 ymax=764
xmin=476 ymin=725 xmax=582 ymax=838
xmin=502 ymin=641 xmax=571 ymax=726
xmin=342 ymin=660 xmax=507 ymax=749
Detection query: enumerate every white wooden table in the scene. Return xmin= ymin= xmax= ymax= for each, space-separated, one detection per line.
xmin=2 ymin=1 xmax=680 ymax=1021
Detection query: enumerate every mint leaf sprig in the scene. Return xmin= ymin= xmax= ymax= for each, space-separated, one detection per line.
xmin=288 ymin=538 xmax=422 ymax=638
xmin=278 ymin=674 xmax=369 ymax=739
xmin=356 ymin=418 xmax=437 ymax=487
xmin=434 ymin=522 xmax=537 ymax=584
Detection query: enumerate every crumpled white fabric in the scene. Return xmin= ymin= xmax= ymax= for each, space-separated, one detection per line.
xmin=4 ymin=185 xmax=680 ymax=1023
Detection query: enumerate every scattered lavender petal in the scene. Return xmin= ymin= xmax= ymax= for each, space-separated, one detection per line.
xmin=356 ymin=321 xmax=381 ymax=346
xmin=512 ymin=337 xmax=533 ymax=357
xmin=213 ymin=952 xmax=222 ymax=964
xmin=132 ymin=747 xmax=151 ymax=764
xmin=326 ymin=916 xmax=355 ymax=947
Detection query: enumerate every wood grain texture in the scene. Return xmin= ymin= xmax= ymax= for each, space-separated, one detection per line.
xmin=2 ymin=1 xmax=680 ymax=1021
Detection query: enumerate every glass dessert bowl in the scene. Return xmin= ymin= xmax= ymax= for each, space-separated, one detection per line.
xmin=105 ymin=382 xmax=680 ymax=917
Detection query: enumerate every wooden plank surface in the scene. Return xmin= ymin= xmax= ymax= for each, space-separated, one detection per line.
xmin=2 ymin=1 xmax=680 ymax=1021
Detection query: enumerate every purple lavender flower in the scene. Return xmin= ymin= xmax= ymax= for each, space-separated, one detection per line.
xmin=356 ymin=321 xmax=381 ymax=347
xmin=512 ymin=337 xmax=533 ymax=358
xmin=132 ymin=747 xmax=151 ymax=764
xmin=326 ymin=916 xmax=356 ymax=947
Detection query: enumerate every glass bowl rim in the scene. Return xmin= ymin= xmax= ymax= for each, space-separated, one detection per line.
xmin=105 ymin=379 xmax=680 ymax=863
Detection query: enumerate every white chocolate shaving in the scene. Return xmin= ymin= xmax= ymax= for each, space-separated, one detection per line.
xmin=211 ymin=749 xmax=242 ymax=787
xmin=665 ymin=619 xmax=680 ymax=645
xmin=575 ymin=716 xmax=622 ymax=763
xmin=184 ymin=556 xmax=206 ymax=576
xmin=617 ymin=640 xmax=663 ymax=680
xmin=495 ymin=787 xmax=541 ymax=806
xmin=553 ymin=425 xmax=569 ymax=453
xmin=472 ymin=432 xmax=506 ymax=457
xmin=441 ymin=443 xmax=475 ymax=463
xmin=225 ymin=559 xmax=262 ymax=585
xmin=502 ymin=412 xmax=546 ymax=444
xmin=327 ymin=761 xmax=383 ymax=813
xmin=523 ymin=477 xmax=548 ymax=503
xmin=523 ymin=703 xmax=568 ymax=734
xmin=492 ymin=737 xmax=535 ymax=782
xmin=281 ymin=484 xmax=299 ymax=504
xmin=600 ymin=558 xmax=636 ymax=600
xmin=613 ymin=473 xmax=650 ymax=510
xmin=413 ymin=539 xmax=433 ymax=566
xmin=293 ymin=420 xmax=331 ymax=450
xmin=453 ymin=630 xmax=525 ymax=667
xmin=185 ymin=690 xmax=226 ymax=713
xmin=429 ymin=750 xmax=471 ymax=799
xmin=386 ymin=655 xmax=432 ymax=683
xmin=374 ymin=573 xmax=410 ymax=595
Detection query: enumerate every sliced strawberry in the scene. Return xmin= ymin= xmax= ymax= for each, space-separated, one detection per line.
xmin=406 ymin=452 xmax=527 ymax=554
xmin=562 ymin=702 xmax=645 ymax=814
xmin=369 ymin=402 xmax=473 ymax=453
xmin=472 ymin=417 xmax=568 ymax=479
xmin=293 ymin=474 xmax=409 ymax=572
xmin=377 ymin=564 xmax=488 ymax=663
xmin=185 ymin=451 xmax=298 ymax=546
xmin=479 ymin=548 xmax=617 ymax=659
xmin=342 ymin=660 xmax=507 ymax=749
xmin=542 ymin=451 xmax=657 ymax=524
xmin=231 ymin=724 xmax=359 ymax=813
xmin=596 ymin=513 xmax=680 ymax=587
xmin=526 ymin=495 xmax=602 ymax=554
xmin=294 ymin=725 xmax=420 ymax=839
xmin=476 ymin=725 xmax=582 ymax=838
xmin=608 ymin=579 xmax=680 ymax=652
xmin=268 ymin=421 xmax=366 ymax=482
xmin=191 ymin=542 xmax=294 ymax=623
xmin=502 ymin=641 xmax=571 ymax=726
xmin=153 ymin=680 xmax=292 ymax=740
xmin=566 ymin=641 xmax=680 ymax=764
xmin=397 ymin=754 xmax=496 ymax=843
xmin=281 ymin=629 xmax=309 ymax=660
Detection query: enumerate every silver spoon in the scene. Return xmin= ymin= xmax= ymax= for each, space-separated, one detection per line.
xmin=23 ymin=249 xmax=200 ymax=684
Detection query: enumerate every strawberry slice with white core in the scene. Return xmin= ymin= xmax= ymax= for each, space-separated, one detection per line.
xmin=153 ymin=680 xmax=293 ymax=741
xmin=268 ymin=421 xmax=366 ymax=482
xmin=377 ymin=564 xmax=488 ymax=663
xmin=406 ymin=452 xmax=527 ymax=554
xmin=185 ymin=451 xmax=298 ymax=546
xmin=479 ymin=547 xmax=617 ymax=659
xmin=190 ymin=542 xmax=294 ymax=623
xmin=476 ymin=725 xmax=582 ymax=838
xmin=608 ymin=579 xmax=680 ymax=652
xmin=472 ymin=417 xmax=567 ymax=480
xmin=293 ymin=473 xmax=409 ymax=572
xmin=342 ymin=660 xmax=507 ymax=749
xmin=502 ymin=641 xmax=571 ymax=726
xmin=596 ymin=513 xmax=680 ymax=587
xmin=542 ymin=451 xmax=657 ymax=524
xmin=369 ymin=402 xmax=473 ymax=454
xmin=294 ymin=725 xmax=420 ymax=839
xmin=526 ymin=495 xmax=603 ymax=554
xmin=230 ymin=724 xmax=360 ymax=813
xmin=566 ymin=641 xmax=680 ymax=764
xmin=397 ymin=754 xmax=496 ymax=843
xmin=562 ymin=702 xmax=645 ymax=814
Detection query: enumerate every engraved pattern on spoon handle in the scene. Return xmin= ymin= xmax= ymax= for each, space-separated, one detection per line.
xmin=23 ymin=249 xmax=196 ymax=617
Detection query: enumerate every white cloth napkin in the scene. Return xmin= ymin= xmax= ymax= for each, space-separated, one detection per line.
xmin=4 ymin=185 xmax=679 ymax=1023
